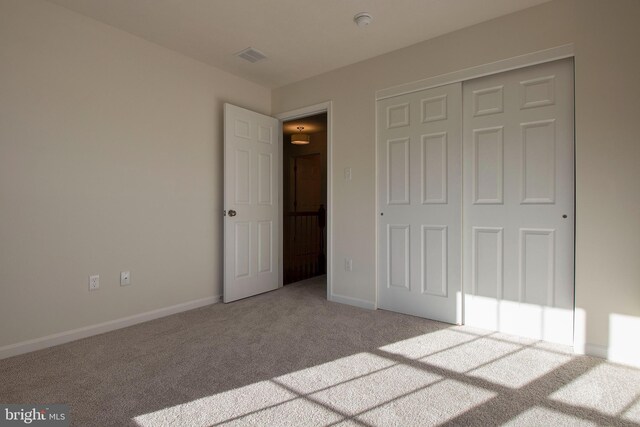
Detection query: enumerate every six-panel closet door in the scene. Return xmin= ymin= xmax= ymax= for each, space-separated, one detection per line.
xmin=377 ymin=83 xmax=463 ymax=324
xmin=462 ymin=58 xmax=575 ymax=345
xmin=377 ymin=59 xmax=575 ymax=344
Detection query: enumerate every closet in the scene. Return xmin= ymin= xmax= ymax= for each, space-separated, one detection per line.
xmin=377 ymin=59 xmax=574 ymax=345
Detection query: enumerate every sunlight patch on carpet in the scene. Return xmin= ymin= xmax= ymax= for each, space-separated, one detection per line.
xmin=132 ymin=380 xmax=296 ymax=426
xmin=274 ymin=352 xmax=395 ymax=395
xmin=622 ymin=397 xmax=640 ymax=423
xmin=549 ymin=364 xmax=640 ymax=416
xmin=503 ymin=406 xmax=599 ymax=426
xmin=355 ymin=379 xmax=497 ymax=426
xmin=418 ymin=334 xmax=521 ymax=373
xmin=378 ymin=329 xmax=477 ymax=360
xmin=468 ymin=347 xmax=572 ymax=388
xmin=305 ymin=363 xmax=442 ymax=415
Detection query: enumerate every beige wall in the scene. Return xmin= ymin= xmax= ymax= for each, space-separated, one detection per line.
xmin=273 ymin=0 xmax=640 ymax=354
xmin=0 ymin=0 xmax=270 ymax=347
xmin=1 ymin=0 xmax=638 ymax=360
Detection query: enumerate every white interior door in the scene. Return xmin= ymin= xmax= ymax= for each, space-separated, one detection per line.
xmin=377 ymin=83 xmax=462 ymax=324
xmin=224 ymin=103 xmax=279 ymax=302
xmin=463 ymin=59 xmax=575 ymax=344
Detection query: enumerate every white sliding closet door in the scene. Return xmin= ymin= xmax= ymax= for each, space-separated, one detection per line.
xmin=377 ymin=83 xmax=462 ymax=324
xmin=462 ymin=59 xmax=575 ymax=344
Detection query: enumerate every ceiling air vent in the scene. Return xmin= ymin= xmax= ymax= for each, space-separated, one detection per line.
xmin=235 ymin=47 xmax=267 ymax=63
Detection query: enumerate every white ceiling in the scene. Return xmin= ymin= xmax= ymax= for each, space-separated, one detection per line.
xmin=47 ymin=0 xmax=551 ymax=88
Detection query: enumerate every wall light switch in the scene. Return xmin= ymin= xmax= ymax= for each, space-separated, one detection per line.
xmin=344 ymin=167 xmax=352 ymax=181
xmin=345 ymin=258 xmax=353 ymax=272
xmin=120 ymin=271 xmax=131 ymax=286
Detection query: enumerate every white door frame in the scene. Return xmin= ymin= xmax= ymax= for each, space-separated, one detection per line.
xmin=374 ymin=43 xmax=577 ymax=341
xmin=275 ymin=101 xmax=333 ymax=300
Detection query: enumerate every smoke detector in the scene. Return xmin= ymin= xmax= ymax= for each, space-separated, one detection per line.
xmin=354 ymin=12 xmax=373 ymax=28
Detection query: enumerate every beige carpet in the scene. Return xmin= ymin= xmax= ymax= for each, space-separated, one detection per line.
xmin=1 ymin=275 xmax=639 ymax=426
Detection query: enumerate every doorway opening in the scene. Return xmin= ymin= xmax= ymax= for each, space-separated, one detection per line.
xmin=282 ymin=113 xmax=328 ymax=285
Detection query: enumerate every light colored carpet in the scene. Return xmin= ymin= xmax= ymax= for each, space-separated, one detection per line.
xmin=1 ymin=275 xmax=639 ymax=426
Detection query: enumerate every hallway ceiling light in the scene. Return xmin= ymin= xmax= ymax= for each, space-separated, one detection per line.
xmin=291 ymin=126 xmax=310 ymax=145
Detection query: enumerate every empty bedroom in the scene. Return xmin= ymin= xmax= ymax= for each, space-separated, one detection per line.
xmin=1 ymin=0 xmax=639 ymax=426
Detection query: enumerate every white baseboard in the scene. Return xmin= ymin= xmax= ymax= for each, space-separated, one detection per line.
xmin=329 ymin=292 xmax=375 ymax=310
xmin=578 ymin=343 xmax=640 ymax=368
xmin=582 ymin=343 xmax=608 ymax=359
xmin=0 ymin=295 xmax=221 ymax=360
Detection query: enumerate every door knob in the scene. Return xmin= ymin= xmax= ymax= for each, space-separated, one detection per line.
xmin=228 ymin=210 xmax=237 ymax=217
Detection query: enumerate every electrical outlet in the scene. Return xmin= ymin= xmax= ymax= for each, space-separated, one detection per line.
xmin=120 ymin=271 xmax=131 ymax=286
xmin=89 ymin=275 xmax=99 ymax=291
xmin=345 ymin=258 xmax=353 ymax=272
